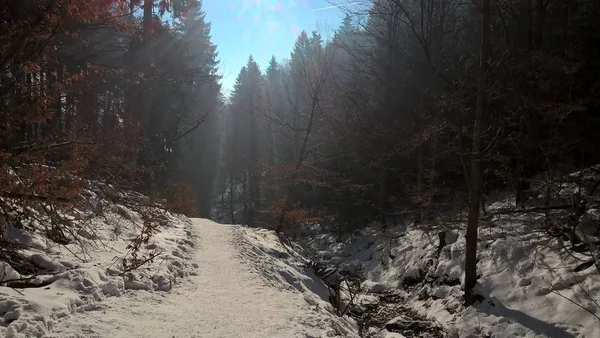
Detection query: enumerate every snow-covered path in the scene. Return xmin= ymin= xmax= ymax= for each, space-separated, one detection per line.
xmin=48 ymin=219 xmax=341 ymax=338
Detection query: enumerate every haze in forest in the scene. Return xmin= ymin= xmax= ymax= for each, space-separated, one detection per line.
xmin=2 ymin=1 xmax=600 ymax=336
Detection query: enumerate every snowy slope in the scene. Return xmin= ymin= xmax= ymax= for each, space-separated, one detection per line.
xmin=303 ymin=208 xmax=600 ymax=338
xmin=0 ymin=203 xmax=197 ymax=338
xmin=234 ymin=226 xmax=359 ymax=337
xmin=2 ymin=216 xmax=359 ymax=337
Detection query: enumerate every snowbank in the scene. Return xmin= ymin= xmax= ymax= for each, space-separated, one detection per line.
xmin=304 ymin=206 xmax=600 ymax=337
xmin=234 ymin=226 xmax=360 ymax=337
xmin=0 ymin=196 xmax=197 ymax=338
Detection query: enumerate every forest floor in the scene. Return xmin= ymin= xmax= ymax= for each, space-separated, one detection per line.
xmin=300 ymin=191 xmax=600 ymax=338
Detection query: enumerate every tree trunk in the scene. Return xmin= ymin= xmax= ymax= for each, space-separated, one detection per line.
xmin=464 ymin=0 xmax=490 ymax=306
xmin=430 ymin=110 xmax=437 ymax=197
xmin=143 ymin=0 xmax=153 ymax=45
xmin=515 ymin=0 xmax=532 ymax=207
xmin=248 ymin=95 xmax=258 ymax=226
xmin=378 ymin=167 xmax=387 ymax=226
xmin=242 ymin=170 xmax=248 ymax=224
xmin=534 ymin=0 xmax=546 ymax=47
xmin=49 ymin=64 xmax=63 ymax=135
xmin=267 ymin=100 xmax=275 ymax=206
xmin=416 ymin=106 xmax=424 ymax=224
xmin=229 ymin=174 xmax=235 ymax=224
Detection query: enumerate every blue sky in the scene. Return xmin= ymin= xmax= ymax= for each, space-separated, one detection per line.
xmin=202 ymin=0 xmax=348 ymax=95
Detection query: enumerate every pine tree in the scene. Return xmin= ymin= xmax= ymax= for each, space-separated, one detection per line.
xmin=175 ymin=0 xmax=222 ymax=217
xmin=225 ymin=67 xmax=248 ymax=222
xmin=265 ymin=56 xmax=281 ymax=166
xmin=244 ymin=56 xmax=263 ymax=225
xmin=287 ymin=31 xmax=314 ymax=159
xmin=224 ymin=56 xmax=263 ymax=225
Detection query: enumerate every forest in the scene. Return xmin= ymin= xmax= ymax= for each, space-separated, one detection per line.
xmin=2 ymin=0 xmax=600 ymax=310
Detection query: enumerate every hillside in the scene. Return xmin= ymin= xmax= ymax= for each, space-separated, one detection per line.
xmin=300 ymin=193 xmax=600 ymax=337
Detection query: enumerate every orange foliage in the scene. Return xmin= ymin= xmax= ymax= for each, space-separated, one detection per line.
xmin=262 ymin=198 xmax=322 ymax=233
xmin=160 ymin=177 xmax=200 ymax=217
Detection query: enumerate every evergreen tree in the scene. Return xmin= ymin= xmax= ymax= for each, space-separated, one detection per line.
xmin=223 ymin=56 xmax=264 ymax=225
xmin=265 ymin=56 xmax=283 ymax=166
xmin=175 ymin=0 xmax=222 ymax=217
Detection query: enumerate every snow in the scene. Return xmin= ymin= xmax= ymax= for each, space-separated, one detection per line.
xmin=2 ymin=214 xmax=358 ymax=337
xmin=361 ymin=280 xmax=391 ymax=294
xmin=373 ymin=330 xmax=406 ymax=338
xmin=234 ymin=226 xmax=359 ymax=336
xmin=0 ymin=262 xmax=20 ymax=282
xmin=303 ymin=207 xmax=600 ymax=337
xmin=0 ymin=202 xmax=195 ymax=338
xmin=5 ymin=169 xmax=600 ymax=337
